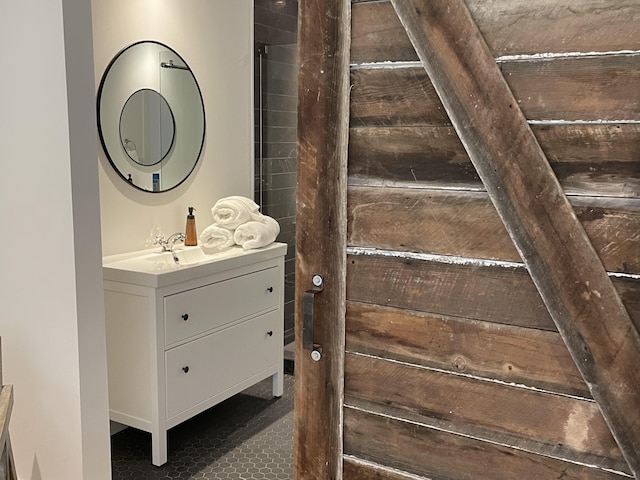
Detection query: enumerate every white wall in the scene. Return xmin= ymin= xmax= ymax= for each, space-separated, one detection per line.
xmin=0 ymin=2 xmax=253 ymax=477
xmin=0 ymin=0 xmax=111 ymax=478
xmin=93 ymin=0 xmax=255 ymax=256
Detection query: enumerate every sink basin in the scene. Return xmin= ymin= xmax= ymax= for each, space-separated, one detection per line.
xmin=139 ymin=247 xmax=224 ymax=268
xmin=103 ymin=243 xmax=287 ymax=288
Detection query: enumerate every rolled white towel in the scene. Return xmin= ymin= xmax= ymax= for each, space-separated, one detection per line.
xmin=199 ymin=224 xmax=235 ymax=250
xmin=233 ymin=216 xmax=280 ymax=250
xmin=211 ymin=196 xmax=262 ymax=230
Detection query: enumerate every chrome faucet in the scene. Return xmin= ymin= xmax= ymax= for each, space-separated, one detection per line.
xmin=153 ymin=232 xmax=186 ymax=252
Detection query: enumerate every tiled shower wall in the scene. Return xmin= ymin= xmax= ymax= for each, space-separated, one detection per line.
xmin=255 ymin=0 xmax=298 ymax=344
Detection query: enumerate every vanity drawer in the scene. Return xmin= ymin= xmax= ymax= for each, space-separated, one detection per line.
xmin=165 ymin=310 xmax=280 ymax=419
xmin=164 ymin=267 xmax=279 ymax=346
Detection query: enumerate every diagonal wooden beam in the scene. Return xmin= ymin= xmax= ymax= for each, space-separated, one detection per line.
xmin=390 ymin=0 xmax=640 ymax=477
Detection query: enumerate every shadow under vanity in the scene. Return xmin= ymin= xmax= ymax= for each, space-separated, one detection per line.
xmin=103 ymin=243 xmax=287 ymax=466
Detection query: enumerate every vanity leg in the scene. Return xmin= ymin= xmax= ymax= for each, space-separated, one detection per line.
xmin=272 ymin=368 xmax=284 ymax=397
xmin=151 ymin=430 xmax=168 ymax=467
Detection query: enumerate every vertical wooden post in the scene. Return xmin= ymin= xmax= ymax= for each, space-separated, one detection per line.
xmin=390 ymin=0 xmax=640 ymax=477
xmin=295 ymin=0 xmax=350 ymax=478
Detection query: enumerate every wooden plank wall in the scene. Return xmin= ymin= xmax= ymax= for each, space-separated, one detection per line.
xmin=344 ymin=1 xmax=640 ymax=479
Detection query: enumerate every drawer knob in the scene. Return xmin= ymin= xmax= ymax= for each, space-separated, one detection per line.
xmin=267 ymin=330 xmax=273 ymax=337
xmin=267 ymin=286 xmax=274 ymax=293
xmin=182 ymin=366 xmax=190 ymax=373
xmin=182 ymin=313 xmax=189 ymax=321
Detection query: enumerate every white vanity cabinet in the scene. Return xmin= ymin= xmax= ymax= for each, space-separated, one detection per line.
xmin=103 ymin=243 xmax=287 ymax=466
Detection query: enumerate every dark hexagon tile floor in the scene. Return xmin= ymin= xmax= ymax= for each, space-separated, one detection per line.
xmin=111 ymin=373 xmax=294 ymax=479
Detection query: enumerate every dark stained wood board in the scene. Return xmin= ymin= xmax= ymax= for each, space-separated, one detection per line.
xmin=343 ymin=457 xmax=424 ymax=480
xmin=350 ymin=67 xmax=449 ymax=127
xmin=345 ymin=301 xmax=590 ymax=398
xmin=502 ymin=55 xmax=640 ymax=122
xmin=351 ymin=0 xmax=640 ymax=64
xmin=348 ymin=124 xmax=640 ymax=197
xmin=344 ymin=407 xmax=630 ymax=480
xmin=346 ymin=253 xmax=640 ymax=333
xmin=344 ymin=353 xmax=628 ymax=474
xmin=350 ymin=57 xmax=640 ymax=127
xmin=347 ymin=187 xmax=640 ymax=273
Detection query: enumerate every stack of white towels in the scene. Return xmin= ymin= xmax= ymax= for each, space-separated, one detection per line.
xmin=199 ymin=196 xmax=280 ymax=251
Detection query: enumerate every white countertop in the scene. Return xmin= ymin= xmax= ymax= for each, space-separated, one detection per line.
xmin=103 ymin=242 xmax=288 ymax=288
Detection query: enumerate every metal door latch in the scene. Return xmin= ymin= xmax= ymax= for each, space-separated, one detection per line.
xmin=303 ymin=274 xmax=324 ymax=361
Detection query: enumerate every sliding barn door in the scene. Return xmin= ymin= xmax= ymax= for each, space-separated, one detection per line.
xmin=295 ymin=1 xmax=640 ymax=479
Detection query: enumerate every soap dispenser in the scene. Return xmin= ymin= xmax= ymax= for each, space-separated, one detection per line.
xmin=185 ymin=207 xmax=197 ymax=246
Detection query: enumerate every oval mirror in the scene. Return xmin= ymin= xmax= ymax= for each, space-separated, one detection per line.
xmin=97 ymin=41 xmax=205 ymax=192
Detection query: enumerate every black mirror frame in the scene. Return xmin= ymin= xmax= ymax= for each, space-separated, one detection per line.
xmin=97 ymin=40 xmax=206 ymax=193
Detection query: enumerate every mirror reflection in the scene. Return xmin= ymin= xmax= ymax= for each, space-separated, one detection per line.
xmin=97 ymin=41 xmax=205 ymax=192
xmin=120 ymin=89 xmax=175 ymax=166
